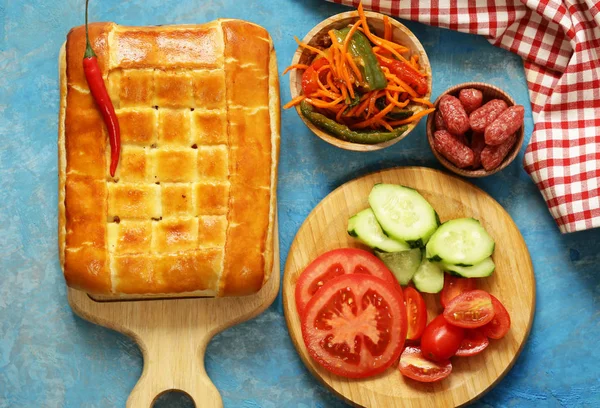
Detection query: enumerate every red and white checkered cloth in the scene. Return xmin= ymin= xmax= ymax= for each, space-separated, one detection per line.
xmin=330 ymin=0 xmax=600 ymax=233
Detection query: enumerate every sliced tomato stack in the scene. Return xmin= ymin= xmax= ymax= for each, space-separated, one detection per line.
xmin=295 ymin=249 xmax=512 ymax=382
xmin=295 ymin=248 xmax=401 ymax=313
xmin=296 ymin=249 xmax=407 ymax=378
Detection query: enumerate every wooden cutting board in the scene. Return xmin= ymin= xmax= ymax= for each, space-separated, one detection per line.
xmin=283 ymin=167 xmax=535 ymax=408
xmin=68 ymin=223 xmax=279 ymax=408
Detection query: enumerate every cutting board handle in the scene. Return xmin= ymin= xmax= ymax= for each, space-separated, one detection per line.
xmin=126 ymin=331 xmax=222 ymax=408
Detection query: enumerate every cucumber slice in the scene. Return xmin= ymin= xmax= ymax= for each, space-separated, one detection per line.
xmin=442 ymin=257 xmax=495 ymax=278
xmin=368 ymin=184 xmax=440 ymax=247
xmin=413 ymin=258 xmax=444 ymax=293
xmin=375 ymin=248 xmax=422 ymax=286
xmin=426 ymin=218 xmax=494 ymax=266
xmin=348 ymin=209 xmax=411 ymax=252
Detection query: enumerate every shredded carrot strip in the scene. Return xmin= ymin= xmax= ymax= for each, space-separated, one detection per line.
xmin=343 ymin=20 xmax=362 ymax=54
xmin=342 ymin=67 xmax=354 ymax=99
xmin=383 ymin=16 xmax=392 ymax=41
xmin=409 ymin=55 xmax=418 ymax=70
xmin=411 ymin=97 xmax=434 ymax=108
xmin=294 ymin=36 xmax=332 ymax=65
xmin=384 ymin=74 xmax=404 ymax=88
xmin=336 ymin=104 xmax=346 ymax=123
xmin=326 ymin=71 xmax=340 ymax=93
xmin=316 ymin=64 xmax=330 ymax=74
xmin=388 ymin=108 xmax=435 ymax=126
xmin=386 ymin=85 xmax=406 ymax=92
xmin=376 ymin=53 xmax=395 ymax=65
xmin=315 ymin=89 xmax=341 ymax=99
xmin=353 ymin=102 xmax=397 ymax=128
xmin=316 ymin=76 xmax=330 ymax=94
xmin=379 ymin=119 xmax=394 ymax=132
xmin=409 ymin=55 xmax=426 ymax=76
xmin=306 ymin=96 xmax=345 ymax=108
xmin=372 ymin=46 xmax=392 ymax=57
xmin=392 ymin=78 xmax=417 ymax=97
xmin=342 ymin=66 xmax=355 ymax=98
xmin=386 ymin=91 xmax=410 ymax=108
xmin=329 ymin=28 xmax=355 ymax=99
xmin=283 ymin=95 xmax=306 ymax=109
xmin=366 ymin=93 xmax=378 ymax=119
xmin=328 ymin=104 xmax=346 ymax=113
xmin=345 ymin=52 xmax=363 ymax=83
xmin=360 ymin=92 xmax=372 ymax=101
xmin=357 ymin=4 xmax=409 ymax=61
xmin=339 ymin=80 xmax=348 ymax=101
xmin=315 ymin=65 xmax=333 ymax=94
xmin=282 ymin=64 xmax=309 ymax=75
xmin=344 ymin=103 xmax=361 ymax=117
xmin=328 ymin=30 xmax=342 ymax=77
xmin=411 ymin=55 xmax=426 ymax=76
xmin=354 ymin=96 xmax=372 ymax=117
xmin=357 ymin=25 xmax=408 ymax=52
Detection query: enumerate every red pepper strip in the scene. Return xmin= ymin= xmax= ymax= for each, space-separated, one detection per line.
xmin=83 ymin=0 xmax=120 ymax=177
xmin=377 ymin=56 xmax=429 ymax=96
xmin=301 ymin=57 xmax=330 ymax=96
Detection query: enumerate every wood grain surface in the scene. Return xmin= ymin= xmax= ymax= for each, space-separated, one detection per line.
xmin=283 ymin=167 xmax=535 ymax=408
xmin=68 ymin=222 xmax=280 ymax=408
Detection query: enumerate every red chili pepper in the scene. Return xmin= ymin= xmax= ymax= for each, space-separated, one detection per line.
xmin=83 ymin=0 xmax=120 ymax=177
xmin=377 ymin=57 xmax=429 ymax=96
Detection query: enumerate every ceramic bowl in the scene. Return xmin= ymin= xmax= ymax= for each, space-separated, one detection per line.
xmin=426 ymin=82 xmax=524 ymax=177
xmin=288 ymin=10 xmax=432 ymax=151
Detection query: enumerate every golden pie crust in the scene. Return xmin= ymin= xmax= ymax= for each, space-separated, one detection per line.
xmin=58 ymin=20 xmax=280 ymax=297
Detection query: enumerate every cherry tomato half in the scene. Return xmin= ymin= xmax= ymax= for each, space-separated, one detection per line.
xmin=301 ymin=58 xmax=329 ymax=96
xmin=481 ymin=294 xmax=511 ymax=339
xmin=440 ymin=276 xmax=476 ymax=308
xmin=301 ymin=274 xmax=407 ymax=378
xmin=421 ymin=315 xmax=464 ymax=362
xmin=295 ymin=248 xmax=399 ymax=313
xmin=443 ymin=290 xmax=495 ymax=329
xmin=404 ymin=287 xmax=427 ymax=341
xmin=455 ymin=329 xmax=489 ymax=357
xmin=399 ymin=346 xmax=452 ymax=383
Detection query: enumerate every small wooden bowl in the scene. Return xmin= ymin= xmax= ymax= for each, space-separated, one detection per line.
xmin=289 ymin=11 xmax=432 ymax=151
xmin=426 ymin=82 xmax=524 ymax=177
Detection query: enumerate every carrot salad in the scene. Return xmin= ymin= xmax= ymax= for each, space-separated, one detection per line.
xmin=283 ymin=3 xmax=434 ymax=134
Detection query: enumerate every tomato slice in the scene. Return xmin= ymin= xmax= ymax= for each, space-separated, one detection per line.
xmin=440 ymin=276 xmax=476 ymax=308
xmin=404 ymin=287 xmax=427 ymax=341
xmin=301 ymin=58 xmax=329 ymax=96
xmin=295 ymin=248 xmax=399 ymax=313
xmin=420 ymin=314 xmax=464 ymax=361
xmin=481 ymin=295 xmax=511 ymax=339
xmin=443 ymin=290 xmax=495 ymax=329
xmin=399 ymin=346 xmax=452 ymax=383
xmin=301 ymin=274 xmax=406 ymax=378
xmin=455 ymin=329 xmax=489 ymax=357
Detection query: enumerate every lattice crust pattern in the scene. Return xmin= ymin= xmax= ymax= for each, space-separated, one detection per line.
xmin=61 ymin=20 xmax=278 ymax=297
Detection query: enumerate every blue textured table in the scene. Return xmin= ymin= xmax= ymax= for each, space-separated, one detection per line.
xmin=1 ymin=0 xmax=599 ymax=407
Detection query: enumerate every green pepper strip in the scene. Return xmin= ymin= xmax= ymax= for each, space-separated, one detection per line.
xmin=301 ymin=101 xmax=407 ymax=145
xmin=333 ymin=27 xmax=387 ymax=91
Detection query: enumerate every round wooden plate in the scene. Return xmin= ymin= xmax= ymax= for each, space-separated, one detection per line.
xmin=283 ymin=167 xmax=535 ymax=408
